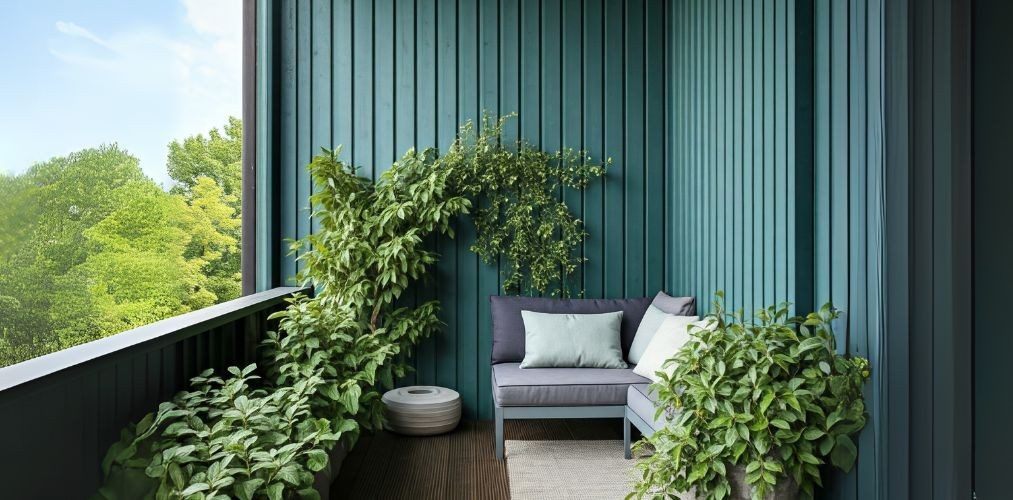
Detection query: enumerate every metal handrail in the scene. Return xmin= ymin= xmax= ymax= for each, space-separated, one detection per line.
xmin=0 ymin=286 xmax=306 ymax=399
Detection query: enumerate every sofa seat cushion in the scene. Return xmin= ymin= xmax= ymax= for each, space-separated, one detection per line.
xmin=492 ymin=363 xmax=649 ymax=407
xmin=627 ymin=384 xmax=673 ymax=433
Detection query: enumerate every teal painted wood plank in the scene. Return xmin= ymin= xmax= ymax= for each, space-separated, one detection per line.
xmin=352 ymin=0 xmax=374 ymax=176
xmin=645 ymin=0 xmax=665 ymax=297
xmin=454 ymin=0 xmax=479 ymax=421
xmin=296 ymin=0 xmax=312 ymax=250
xmin=814 ymin=0 xmax=830 ymax=303
xmin=559 ymin=0 xmax=583 ymax=297
xmin=715 ymin=0 xmax=725 ymax=302
xmin=863 ymin=1 xmax=885 ymax=496
xmin=829 ymin=0 xmax=849 ymax=344
xmin=743 ymin=0 xmax=754 ymax=313
xmin=732 ymin=0 xmax=743 ymax=313
xmin=624 ymin=0 xmax=645 ymax=298
xmin=723 ymin=0 xmax=733 ymax=305
xmin=762 ymin=0 xmax=774 ymax=306
xmin=255 ymin=0 xmax=275 ymax=290
xmin=520 ymin=0 xmax=540 ymax=151
xmin=374 ymin=0 xmax=395 ymax=172
xmin=752 ymin=0 xmax=764 ymax=311
xmin=311 ymin=0 xmax=331 ymax=152
xmin=826 ymin=1 xmax=852 ymax=496
xmin=394 ymin=0 xmax=416 ymax=155
xmin=332 ymin=0 xmax=353 ymax=163
xmin=476 ymin=0 xmax=500 ymax=420
xmin=603 ymin=0 xmax=624 ymax=299
xmin=310 ymin=0 xmax=330 ymax=236
xmin=786 ymin=0 xmax=797 ymax=314
xmin=500 ymin=0 xmax=520 ymax=142
xmin=848 ymin=0 xmax=872 ymax=496
xmin=280 ymin=0 xmax=297 ymax=284
xmin=666 ymin=0 xmax=676 ymax=294
xmin=848 ymin=0 xmax=868 ymax=356
xmin=435 ymin=0 xmax=458 ymax=391
xmin=539 ymin=0 xmax=562 ymax=293
xmin=696 ymin=0 xmax=705 ymax=306
xmin=582 ymin=0 xmax=605 ymax=299
xmin=702 ymin=0 xmax=712 ymax=304
xmin=414 ymin=0 xmax=437 ymax=387
xmin=774 ymin=0 xmax=787 ymax=307
xmin=390 ymin=0 xmax=417 ymax=388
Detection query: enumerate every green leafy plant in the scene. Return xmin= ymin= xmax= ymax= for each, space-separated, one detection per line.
xmin=630 ymin=293 xmax=870 ymax=500
xmin=98 ymin=113 xmax=607 ymax=498
xmin=96 ymin=364 xmax=345 ymax=500
xmin=264 ymin=113 xmax=607 ymax=432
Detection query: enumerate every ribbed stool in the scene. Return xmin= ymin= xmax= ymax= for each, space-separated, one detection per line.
xmin=381 ymin=386 xmax=462 ymax=436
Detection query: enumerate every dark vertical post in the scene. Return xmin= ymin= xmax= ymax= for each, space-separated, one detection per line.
xmin=241 ymin=0 xmax=258 ymax=296
xmin=884 ymin=0 xmax=911 ymax=498
xmin=794 ymin=0 xmax=815 ymax=315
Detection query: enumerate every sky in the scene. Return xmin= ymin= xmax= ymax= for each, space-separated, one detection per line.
xmin=0 ymin=0 xmax=241 ymax=186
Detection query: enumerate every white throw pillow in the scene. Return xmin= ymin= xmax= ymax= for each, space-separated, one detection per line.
xmin=633 ymin=315 xmax=700 ymax=382
xmin=628 ymin=305 xmax=673 ymax=364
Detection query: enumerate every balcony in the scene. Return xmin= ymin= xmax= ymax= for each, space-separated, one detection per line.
xmin=1 ymin=0 xmax=1010 ymax=499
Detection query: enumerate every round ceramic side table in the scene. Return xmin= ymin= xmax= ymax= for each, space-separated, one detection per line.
xmin=381 ymin=386 xmax=462 ymax=436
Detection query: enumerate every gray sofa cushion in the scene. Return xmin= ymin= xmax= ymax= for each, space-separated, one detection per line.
xmin=627 ymin=384 xmax=671 ymax=433
xmin=490 ymin=295 xmax=653 ymax=364
xmin=492 ymin=363 xmax=649 ymax=407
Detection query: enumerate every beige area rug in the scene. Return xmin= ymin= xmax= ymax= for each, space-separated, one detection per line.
xmin=505 ymin=440 xmax=638 ymax=500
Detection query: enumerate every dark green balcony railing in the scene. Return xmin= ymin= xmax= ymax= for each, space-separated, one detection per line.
xmin=0 ymin=287 xmax=304 ymax=499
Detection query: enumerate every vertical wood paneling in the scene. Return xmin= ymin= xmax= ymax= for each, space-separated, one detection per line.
xmin=671 ymin=1 xmax=884 ymax=498
xmin=264 ymin=0 xmax=671 ymax=417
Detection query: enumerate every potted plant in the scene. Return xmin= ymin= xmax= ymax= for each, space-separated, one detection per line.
xmin=630 ymin=293 xmax=870 ymax=500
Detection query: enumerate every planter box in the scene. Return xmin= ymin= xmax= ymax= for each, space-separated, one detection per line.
xmin=313 ymin=442 xmax=348 ymax=500
xmin=727 ymin=464 xmax=799 ymax=500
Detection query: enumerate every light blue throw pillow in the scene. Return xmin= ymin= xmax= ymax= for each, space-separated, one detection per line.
xmin=519 ymin=310 xmax=627 ymax=368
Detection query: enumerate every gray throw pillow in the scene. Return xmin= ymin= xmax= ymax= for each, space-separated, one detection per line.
xmin=519 ymin=311 xmax=628 ymax=369
xmin=651 ymin=291 xmax=697 ymax=315
xmin=627 ymin=305 xmax=671 ymax=364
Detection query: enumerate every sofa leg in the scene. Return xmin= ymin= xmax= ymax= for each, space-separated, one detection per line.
xmin=494 ymin=406 xmax=505 ymax=460
xmin=623 ymin=411 xmax=633 ymax=460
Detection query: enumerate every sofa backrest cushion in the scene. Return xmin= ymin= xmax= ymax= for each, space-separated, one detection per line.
xmin=490 ymin=296 xmax=656 ymax=364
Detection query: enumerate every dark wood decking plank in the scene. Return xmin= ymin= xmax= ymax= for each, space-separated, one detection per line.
xmin=330 ymin=419 xmax=616 ymax=499
xmin=342 ymin=429 xmax=398 ymax=499
xmin=446 ymin=420 xmax=483 ymax=499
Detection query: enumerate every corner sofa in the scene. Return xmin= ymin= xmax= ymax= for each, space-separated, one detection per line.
xmin=489 ymin=294 xmax=695 ymax=459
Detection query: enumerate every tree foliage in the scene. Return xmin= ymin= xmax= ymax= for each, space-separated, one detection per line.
xmin=0 ymin=119 xmax=243 ymax=367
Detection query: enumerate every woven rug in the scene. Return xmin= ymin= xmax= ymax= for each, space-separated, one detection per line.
xmin=505 ymin=440 xmax=638 ymax=499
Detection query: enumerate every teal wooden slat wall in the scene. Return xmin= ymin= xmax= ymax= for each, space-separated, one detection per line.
xmin=670 ymin=0 xmax=804 ymax=317
xmin=258 ymin=1 xmax=896 ymax=497
xmin=258 ymin=0 xmax=673 ymax=420
xmin=669 ymin=1 xmax=885 ymax=498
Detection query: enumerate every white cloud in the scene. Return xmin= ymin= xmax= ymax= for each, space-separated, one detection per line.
xmin=41 ymin=0 xmax=242 ymax=185
xmin=54 ymin=21 xmax=116 ymax=51
xmin=183 ymin=0 xmax=242 ymax=39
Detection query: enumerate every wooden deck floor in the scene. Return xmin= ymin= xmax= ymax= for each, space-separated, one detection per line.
xmin=330 ymin=419 xmax=626 ymax=500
